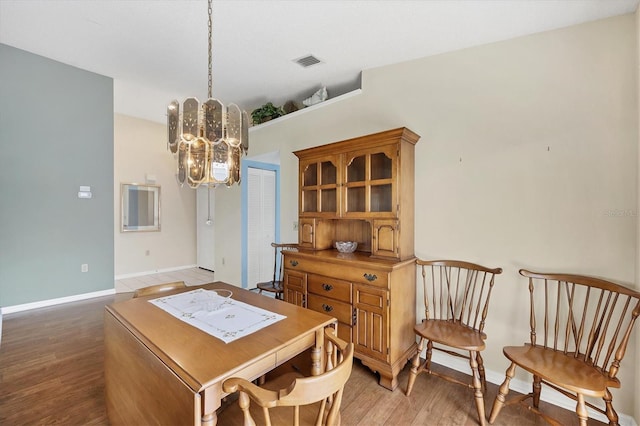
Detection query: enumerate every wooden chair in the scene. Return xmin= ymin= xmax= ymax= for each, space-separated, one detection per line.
xmin=222 ymin=327 xmax=354 ymax=426
xmin=256 ymin=243 xmax=298 ymax=300
xmin=489 ymin=269 xmax=640 ymax=426
xmin=406 ymin=259 xmax=502 ymax=426
xmin=132 ymin=281 xmax=186 ymax=298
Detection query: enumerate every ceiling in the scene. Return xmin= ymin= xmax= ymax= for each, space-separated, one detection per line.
xmin=1 ymin=0 xmax=638 ymax=124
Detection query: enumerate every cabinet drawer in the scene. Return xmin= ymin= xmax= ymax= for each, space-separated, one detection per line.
xmin=307 ymin=294 xmax=353 ymax=325
xmin=349 ymin=268 xmax=389 ymax=288
xmin=285 ymin=256 xmax=389 ymax=289
xmin=308 ymin=274 xmax=351 ymax=302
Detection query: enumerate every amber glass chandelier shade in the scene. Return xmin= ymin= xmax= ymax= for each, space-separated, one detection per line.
xmin=167 ymin=97 xmax=248 ymax=188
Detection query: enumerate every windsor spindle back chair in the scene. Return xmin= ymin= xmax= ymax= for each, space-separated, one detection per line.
xmin=489 ymin=269 xmax=640 ymax=426
xmin=406 ymin=259 xmax=502 ymax=426
xmin=222 ymin=328 xmax=353 ymax=426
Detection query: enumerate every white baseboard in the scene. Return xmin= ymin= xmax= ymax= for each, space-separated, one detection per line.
xmin=114 ymin=264 xmax=198 ymax=280
xmin=1 ymin=289 xmax=116 ymax=315
xmin=2 ymin=265 xmax=200 ymax=315
xmin=429 ymin=351 xmax=637 ymax=426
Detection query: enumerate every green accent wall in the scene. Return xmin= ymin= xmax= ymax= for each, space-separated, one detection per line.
xmin=0 ymin=44 xmax=114 ymax=306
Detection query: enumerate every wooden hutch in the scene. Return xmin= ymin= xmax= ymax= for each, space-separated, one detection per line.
xmin=283 ymin=127 xmax=419 ymax=390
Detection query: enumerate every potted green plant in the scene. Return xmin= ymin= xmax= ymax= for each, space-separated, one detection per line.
xmin=251 ymin=102 xmax=285 ymax=125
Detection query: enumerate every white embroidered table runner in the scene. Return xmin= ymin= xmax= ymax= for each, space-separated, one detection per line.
xmin=148 ymin=288 xmax=286 ymax=344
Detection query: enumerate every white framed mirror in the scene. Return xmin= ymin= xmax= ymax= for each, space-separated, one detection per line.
xmin=121 ymin=183 xmax=161 ymax=232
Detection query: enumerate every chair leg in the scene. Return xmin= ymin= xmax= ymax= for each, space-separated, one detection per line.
xmin=603 ymin=388 xmax=619 ymax=426
xmin=406 ymin=336 xmax=424 ymax=396
xmin=476 ymin=351 xmax=487 ymax=392
xmin=488 ymin=362 xmax=516 ymax=424
xmin=576 ymin=393 xmax=588 ymax=426
xmin=238 ymin=391 xmax=258 ymax=426
xmin=425 ymin=340 xmax=433 ymax=372
xmin=469 ymin=350 xmax=486 ymax=426
xmin=532 ymin=375 xmax=541 ymax=408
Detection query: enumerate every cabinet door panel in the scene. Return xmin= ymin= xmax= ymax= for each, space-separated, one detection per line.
xmin=299 ymin=218 xmax=315 ymax=248
xmin=298 ymin=218 xmax=334 ymax=250
xmin=343 ymin=145 xmax=397 ymax=218
xmin=355 ymin=308 xmax=385 ymax=359
xmin=372 ymin=219 xmax=399 ymax=259
xmin=353 ymin=284 xmax=388 ymax=361
xmin=284 ymin=270 xmax=306 ymax=307
xmin=299 ymin=157 xmax=339 ymax=218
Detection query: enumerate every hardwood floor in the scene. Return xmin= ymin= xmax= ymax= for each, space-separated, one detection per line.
xmin=0 ymin=293 xmax=605 ymax=425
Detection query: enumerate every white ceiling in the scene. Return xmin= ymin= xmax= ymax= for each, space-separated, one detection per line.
xmin=1 ymin=0 xmax=638 ymax=124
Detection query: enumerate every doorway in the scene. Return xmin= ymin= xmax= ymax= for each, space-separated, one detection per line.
xmin=241 ymin=159 xmax=280 ymax=289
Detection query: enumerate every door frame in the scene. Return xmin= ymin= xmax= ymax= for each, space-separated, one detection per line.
xmin=241 ymin=159 xmax=281 ymax=289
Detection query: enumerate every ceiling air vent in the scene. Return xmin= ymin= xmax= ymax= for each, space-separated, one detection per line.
xmin=293 ymin=54 xmax=322 ymax=68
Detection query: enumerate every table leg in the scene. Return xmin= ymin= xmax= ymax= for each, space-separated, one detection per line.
xmin=202 ymin=386 xmax=222 ymax=426
xmin=202 ymin=412 xmax=217 ymax=426
xmin=311 ymin=327 xmax=326 ymax=376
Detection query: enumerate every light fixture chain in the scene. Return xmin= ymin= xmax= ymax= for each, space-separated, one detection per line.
xmin=207 ymin=0 xmax=213 ymax=99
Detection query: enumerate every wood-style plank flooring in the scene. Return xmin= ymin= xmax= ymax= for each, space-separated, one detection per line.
xmin=0 ymin=293 xmax=605 ymax=425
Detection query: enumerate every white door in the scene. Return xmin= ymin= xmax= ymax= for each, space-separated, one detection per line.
xmin=247 ymin=167 xmax=276 ymax=288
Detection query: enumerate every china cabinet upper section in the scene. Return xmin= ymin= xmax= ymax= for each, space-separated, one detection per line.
xmin=294 ymin=128 xmax=419 ymax=219
xmin=293 ymin=128 xmax=420 ymax=260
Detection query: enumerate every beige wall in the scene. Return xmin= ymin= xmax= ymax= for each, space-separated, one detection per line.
xmin=114 ymin=113 xmax=197 ymax=276
xmin=211 ymin=186 xmax=242 ymax=284
xmin=216 ymin=14 xmax=639 ymax=419
xmin=636 ymin=7 xmax=640 ymax=425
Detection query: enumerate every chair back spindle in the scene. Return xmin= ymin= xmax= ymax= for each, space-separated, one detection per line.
xmin=257 ymin=243 xmax=298 ymax=299
xmin=418 ymin=259 xmax=502 ymax=334
xmin=133 ymin=281 xmax=186 ymax=298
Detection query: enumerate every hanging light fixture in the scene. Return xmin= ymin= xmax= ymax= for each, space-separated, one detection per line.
xmin=166 ymin=0 xmax=248 ymax=188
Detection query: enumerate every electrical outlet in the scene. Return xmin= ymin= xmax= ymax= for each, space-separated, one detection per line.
xmin=222 ymin=257 xmax=225 ymax=265
xmin=145 ymin=250 xmax=150 ymax=256
xmin=293 ymin=221 xmax=298 ymax=230
xmin=81 ymin=264 xmax=89 ymax=273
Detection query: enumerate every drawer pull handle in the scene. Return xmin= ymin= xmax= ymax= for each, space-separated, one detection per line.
xmin=322 ymin=304 xmax=333 ymax=312
xmin=363 ymin=273 xmax=377 ymax=282
xmin=290 ymin=260 xmax=299 ymax=267
xmin=322 ymin=284 xmax=333 ymax=291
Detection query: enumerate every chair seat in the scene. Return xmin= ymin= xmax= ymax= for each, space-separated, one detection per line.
xmin=256 ymin=280 xmax=283 ymax=293
xmin=503 ymin=344 xmax=620 ymax=397
xmin=414 ymin=320 xmax=486 ymax=351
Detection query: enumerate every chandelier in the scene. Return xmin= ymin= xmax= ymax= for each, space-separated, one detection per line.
xmin=166 ymin=0 xmax=248 ymax=188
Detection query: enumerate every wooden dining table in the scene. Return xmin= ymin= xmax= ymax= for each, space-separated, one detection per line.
xmin=104 ymin=281 xmax=337 ymax=425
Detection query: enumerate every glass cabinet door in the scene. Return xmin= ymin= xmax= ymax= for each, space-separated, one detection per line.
xmin=345 ymin=154 xmax=366 ymax=213
xmin=343 ymin=146 xmax=396 ymax=217
xmin=300 ymin=157 xmax=339 ymax=216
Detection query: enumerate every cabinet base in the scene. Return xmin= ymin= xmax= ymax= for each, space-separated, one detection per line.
xmin=358 ymin=343 xmax=417 ymax=391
